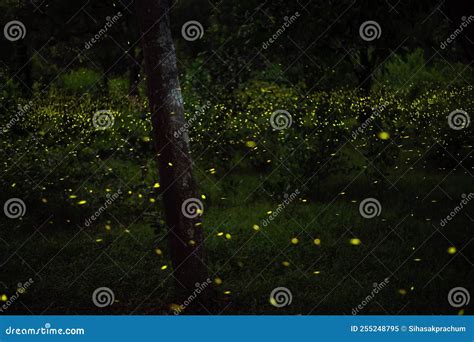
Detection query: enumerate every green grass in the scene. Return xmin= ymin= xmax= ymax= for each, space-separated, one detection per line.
xmin=1 ymin=89 xmax=472 ymax=315
xmin=1 ymin=169 xmax=471 ymax=315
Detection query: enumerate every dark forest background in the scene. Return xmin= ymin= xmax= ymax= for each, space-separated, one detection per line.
xmin=0 ymin=0 xmax=473 ymax=315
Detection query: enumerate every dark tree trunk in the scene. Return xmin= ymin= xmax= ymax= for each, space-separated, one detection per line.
xmin=357 ymin=48 xmax=374 ymax=123
xmin=135 ymin=0 xmax=210 ymax=311
xmin=128 ymin=48 xmax=142 ymax=97
xmin=358 ymin=47 xmax=373 ymax=93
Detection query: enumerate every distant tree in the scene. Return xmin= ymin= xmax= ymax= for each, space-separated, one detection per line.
xmin=135 ymin=0 xmax=210 ymax=310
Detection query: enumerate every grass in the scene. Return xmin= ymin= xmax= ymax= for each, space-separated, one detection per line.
xmin=1 ymin=166 xmax=471 ymax=315
xmin=0 ymin=89 xmax=472 ymax=315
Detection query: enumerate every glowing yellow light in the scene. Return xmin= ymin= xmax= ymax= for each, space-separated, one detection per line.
xmin=252 ymin=224 xmax=260 ymax=231
xmin=291 ymin=237 xmax=299 ymax=245
xmin=169 ymin=303 xmax=181 ymax=312
xmin=349 ymin=238 xmax=361 ymax=245
xmin=245 ymin=141 xmax=256 ymax=148
xmin=153 ymin=183 xmax=160 ymax=188
xmin=77 ymin=200 xmax=87 ymax=205
xmin=214 ymin=277 xmax=223 ymax=285
xmin=313 ymin=238 xmax=321 ymax=246
xmin=447 ymin=246 xmax=456 ymax=254
xmin=282 ymin=261 xmax=290 ymax=267
xmin=161 ymin=265 xmax=168 ymax=270
xmin=378 ymin=131 xmax=390 ymax=140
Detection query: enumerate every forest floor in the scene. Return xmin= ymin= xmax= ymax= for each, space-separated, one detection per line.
xmin=1 ymin=167 xmax=471 ymax=315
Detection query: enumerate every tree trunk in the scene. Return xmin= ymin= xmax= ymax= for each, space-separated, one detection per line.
xmin=128 ymin=48 xmax=142 ymax=97
xmin=135 ymin=0 xmax=210 ymax=311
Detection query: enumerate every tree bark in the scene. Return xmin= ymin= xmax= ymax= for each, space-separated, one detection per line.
xmin=135 ymin=0 xmax=210 ymax=310
xmin=128 ymin=48 xmax=142 ymax=97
